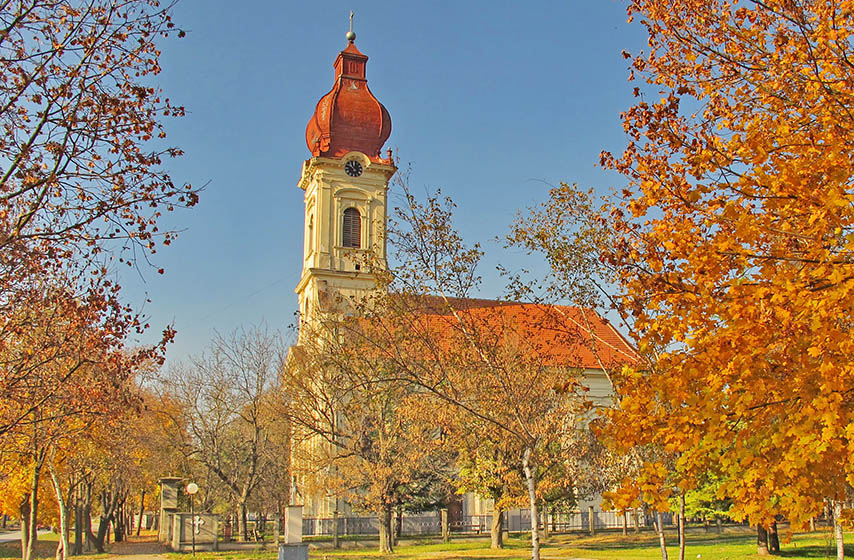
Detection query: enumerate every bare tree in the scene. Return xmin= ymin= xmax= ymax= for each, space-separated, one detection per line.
xmin=159 ymin=326 xmax=286 ymax=541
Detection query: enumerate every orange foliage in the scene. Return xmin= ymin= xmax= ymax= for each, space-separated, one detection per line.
xmin=599 ymin=0 xmax=854 ymax=527
xmin=0 ymin=3 xmax=193 ymax=555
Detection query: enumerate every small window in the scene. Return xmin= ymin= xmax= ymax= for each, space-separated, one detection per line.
xmin=307 ymin=215 xmax=314 ymax=255
xmin=342 ymin=208 xmax=361 ymax=248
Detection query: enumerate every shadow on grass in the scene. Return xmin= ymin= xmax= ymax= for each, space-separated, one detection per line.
xmin=539 ymin=530 xmax=757 ymax=551
xmin=0 ymin=537 xmax=109 ymax=560
xmin=0 ymin=540 xmax=57 ymax=560
xmin=777 ymin=544 xmax=849 ymax=558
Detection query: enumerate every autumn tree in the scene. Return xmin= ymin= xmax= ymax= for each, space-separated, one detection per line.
xmin=514 ymin=2 xmax=854 ymax=559
xmin=0 ymin=0 xmax=197 ymax=447
xmin=0 ymin=3 xmax=194 ymax=558
xmin=383 ymin=182 xmax=646 ymax=560
xmin=0 ymin=284 xmax=163 ymax=560
xmin=0 ymin=0 xmax=196 ymax=259
xmin=285 ymin=320 xmax=454 ymax=555
xmin=453 ymin=437 xmax=521 ymax=549
xmin=610 ymin=0 xmax=854 ymax=544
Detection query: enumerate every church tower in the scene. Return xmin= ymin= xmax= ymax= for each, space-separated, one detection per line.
xmin=295 ymin=29 xmax=396 ymax=329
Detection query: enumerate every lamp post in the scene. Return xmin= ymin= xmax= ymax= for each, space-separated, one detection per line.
xmin=185 ymin=482 xmax=199 ymax=558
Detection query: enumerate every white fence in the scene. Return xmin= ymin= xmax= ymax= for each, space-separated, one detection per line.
xmin=303 ymin=509 xmax=660 ymax=537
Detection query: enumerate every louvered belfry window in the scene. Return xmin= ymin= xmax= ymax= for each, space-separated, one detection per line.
xmin=342 ymin=208 xmax=361 ymax=248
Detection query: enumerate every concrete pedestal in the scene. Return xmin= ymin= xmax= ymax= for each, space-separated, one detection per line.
xmin=284 ymin=505 xmax=303 ymax=544
xmin=278 ymin=543 xmax=309 ymax=560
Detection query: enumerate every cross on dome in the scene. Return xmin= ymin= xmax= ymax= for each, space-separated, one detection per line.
xmin=346 ymin=10 xmax=355 ymax=43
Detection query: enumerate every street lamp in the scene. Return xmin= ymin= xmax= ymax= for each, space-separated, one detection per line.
xmin=185 ymin=482 xmax=199 ymax=558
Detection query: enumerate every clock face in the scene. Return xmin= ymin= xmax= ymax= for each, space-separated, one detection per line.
xmin=345 ymin=160 xmax=363 ymax=177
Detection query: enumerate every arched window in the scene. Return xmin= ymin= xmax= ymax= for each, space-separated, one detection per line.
xmin=342 ymin=207 xmax=361 ymax=248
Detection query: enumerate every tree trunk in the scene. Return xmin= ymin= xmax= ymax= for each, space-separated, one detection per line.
xmin=633 ymin=509 xmax=640 ymax=534
xmin=440 ymin=508 xmax=449 ymax=544
xmin=551 ymin=505 xmax=557 ymax=534
xmin=622 ymin=511 xmax=628 ymax=536
xmin=115 ymin=495 xmax=127 ymax=542
xmin=588 ymin=505 xmax=595 ymax=535
xmin=656 ymin=511 xmax=669 ymax=560
xmin=62 ymin=489 xmax=72 ymax=556
xmin=834 ymin=501 xmax=844 ymax=560
xmin=678 ymin=493 xmax=686 ymax=560
xmin=542 ymin=506 xmax=550 ymax=540
xmin=136 ymin=490 xmax=145 ymax=537
xmin=258 ymin=512 xmax=266 ymax=537
xmin=378 ymin=505 xmax=393 ymax=554
xmin=490 ymin=507 xmax=504 ymax=549
xmin=394 ymin=505 xmax=402 ymax=545
xmin=521 ymin=447 xmax=540 ymax=560
xmin=239 ymin=502 xmax=248 ymax=542
xmin=74 ymin=500 xmax=83 ymax=556
xmin=332 ymin=510 xmax=339 ymax=549
xmin=91 ymin=488 xmax=120 ymax=554
xmin=113 ymin=517 xmax=122 ymax=543
xmin=48 ymin=464 xmax=69 ymax=560
xmin=768 ymin=520 xmax=779 ymax=554
xmin=83 ymin=481 xmax=94 ymax=552
xmin=20 ymin=496 xmax=31 ymax=560
xmin=24 ymin=460 xmax=42 ymax=560
xmin=757 ymin=524 xmax=769 ymax=556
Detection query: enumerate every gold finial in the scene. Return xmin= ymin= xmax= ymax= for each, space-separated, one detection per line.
xmin=346 ymin=11 xmax=356 ymax=43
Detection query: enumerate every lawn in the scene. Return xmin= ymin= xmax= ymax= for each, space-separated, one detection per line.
xmin=170 ymin=527 xmax=852 ymax=560
xmin=4 ymin=527 xmax=846 ymax=560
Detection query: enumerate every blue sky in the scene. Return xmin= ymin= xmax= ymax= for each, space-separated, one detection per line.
xmin=123 ymin=0 xmax=649 ymax=363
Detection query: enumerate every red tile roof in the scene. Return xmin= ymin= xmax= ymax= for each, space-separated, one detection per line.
xmin=391 ymin=296 xmax=639 ymax=370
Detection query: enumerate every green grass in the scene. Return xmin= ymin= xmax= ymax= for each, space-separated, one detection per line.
xmin=169 ymin=551 xmax=273 ymax=560
xmin=167 ymin=528 xmax=853 ymax=560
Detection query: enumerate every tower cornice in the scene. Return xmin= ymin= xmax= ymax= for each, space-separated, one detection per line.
xmin=298 ymin=154 xmax=397 ymax=191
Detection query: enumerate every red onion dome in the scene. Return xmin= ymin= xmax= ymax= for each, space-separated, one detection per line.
xmin=305 ymin=39 xmax=392 ymax=163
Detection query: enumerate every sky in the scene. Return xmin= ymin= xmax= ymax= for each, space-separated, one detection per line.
xmin=122 ymin=0 xmax=650 ymax=364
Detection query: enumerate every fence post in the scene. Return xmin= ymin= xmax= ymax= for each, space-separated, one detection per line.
xmin=588 ymin=506 xmax=595 ymax=535
xmin=441 ymin=509 xmax=449 ymax=543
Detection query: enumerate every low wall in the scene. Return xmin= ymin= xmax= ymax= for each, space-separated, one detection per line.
xmin=170 ymin=513 xmax=219 ymax=552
